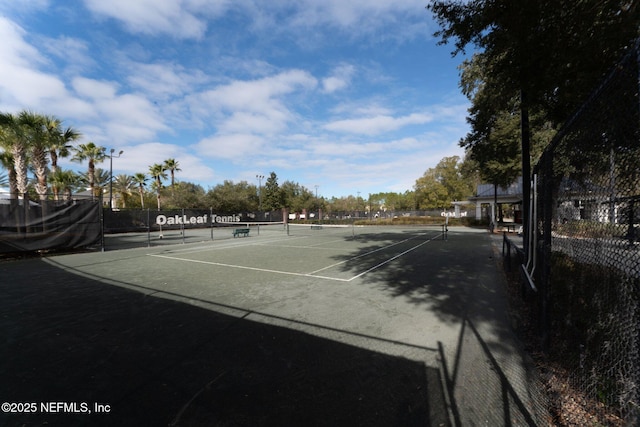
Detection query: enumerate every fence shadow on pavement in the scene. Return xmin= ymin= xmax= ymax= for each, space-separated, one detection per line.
xmin=439 ymin=316 xmax=545 ymax=426
xmin=1 ymin=257 xmax=451 ymax=426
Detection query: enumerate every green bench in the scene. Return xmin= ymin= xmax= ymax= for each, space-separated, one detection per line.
xmin=232 ymin=228 xmax=250 ymax=238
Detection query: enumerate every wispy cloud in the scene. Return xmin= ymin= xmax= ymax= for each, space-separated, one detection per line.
xmin=322 ymin=64 xmax=356 ymax=93
xmin=83 ymin=0 xmax=210 ymax=39
xmin=324 ymin=113 xmax=434 ymax=135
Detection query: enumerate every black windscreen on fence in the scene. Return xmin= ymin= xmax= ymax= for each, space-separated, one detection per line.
xmin=101 ymin=208 xmax=286 ymax=250
xmin=0 ymin=198 xmax=101 ymax=254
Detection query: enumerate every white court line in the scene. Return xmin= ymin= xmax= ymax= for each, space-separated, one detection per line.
xmin=307 ymin=234 xmax=420 ymax=275
xmin=148 ymin=230 xmax=443 ymax=282
xmin=346 ymin=234 xmax=441 ymax=281
xmin=150 ymin=235 xmax=304 ymax=256
xmin=147 ymin=253 xmax=351 ymax=282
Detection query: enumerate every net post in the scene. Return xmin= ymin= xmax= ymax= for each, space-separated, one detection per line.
xmin=210 ymin=207 xmax=214 ymax=241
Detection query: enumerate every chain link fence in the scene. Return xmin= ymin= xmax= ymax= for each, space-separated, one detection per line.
xmin=518 ymin=39 xmax=640 ymax=425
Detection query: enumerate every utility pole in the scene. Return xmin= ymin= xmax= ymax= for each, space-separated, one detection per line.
xmin=109 ymin=148 xmax=123 ymax=210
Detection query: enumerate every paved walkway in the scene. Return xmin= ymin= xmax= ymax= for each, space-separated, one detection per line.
xmin=0 ymin=227 xmax=547 ymax=426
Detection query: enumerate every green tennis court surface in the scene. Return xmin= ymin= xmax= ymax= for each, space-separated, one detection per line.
xmin=1 ymin=226 xmax=546 ymax=426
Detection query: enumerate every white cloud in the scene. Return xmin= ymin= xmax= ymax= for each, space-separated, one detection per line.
xmin=191 ymin=69 xmax=317 ymax=135
xmin=193 ymin=134 xmax=265 ymax=160
xmin=281 ymin=0 xmax=430 ymax=40
xmin=125 ymin=62 xmax=206 ymax=99
xmin=83 ymin=0 xmax=209 ymax=39
xmin=69 ymin=77 xmax=169 ymax=142
xmin=321 ymin=64 xmax=356 ymax=93
xmin=0 ymin=17 xmax=71 ymax=110
xmin=324 ymin=113 xmax=433 ymax=135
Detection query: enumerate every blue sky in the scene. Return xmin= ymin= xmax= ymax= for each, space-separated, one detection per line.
xmin=0 ymin=0 xmax=469 ymax=198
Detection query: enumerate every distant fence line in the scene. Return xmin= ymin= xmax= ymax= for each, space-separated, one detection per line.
xmin=0 ymin=200 xmax=475 ymax=255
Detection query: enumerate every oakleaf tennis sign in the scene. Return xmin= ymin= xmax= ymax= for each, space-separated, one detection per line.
xmin=155 ymin=213 xmax=242 ymax=226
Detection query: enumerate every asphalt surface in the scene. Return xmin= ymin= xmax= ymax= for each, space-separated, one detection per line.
xmin=0 ymin=227 xmax=546 ymax=426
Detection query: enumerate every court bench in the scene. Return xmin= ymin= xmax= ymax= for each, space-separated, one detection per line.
xmin=232 ymin=228 xmax=250 ymax=237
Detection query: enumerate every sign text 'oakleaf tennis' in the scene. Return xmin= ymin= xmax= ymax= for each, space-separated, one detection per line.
xmin=155 ymin=214 xmax=242 ymax=226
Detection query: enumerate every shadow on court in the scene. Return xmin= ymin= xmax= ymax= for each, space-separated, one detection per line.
xmin=328 ymin=229 xmax=548 ymax=426
xmin=1 ymin=258 xmax=449 ymax=426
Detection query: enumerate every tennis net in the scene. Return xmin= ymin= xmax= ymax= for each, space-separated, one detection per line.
xmin=286 ymin=223 xmax=448 ymax=240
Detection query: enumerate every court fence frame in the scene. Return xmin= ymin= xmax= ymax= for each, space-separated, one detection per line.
xmin=506 ymin=38 xmax=640 ymax=425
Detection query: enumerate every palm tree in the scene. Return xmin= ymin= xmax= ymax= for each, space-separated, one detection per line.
xmin=163 ymin=158 xmax=181 ymax=189
xmin=45 ymin=116 xmax=81 ymax=171
xmin=79 ymin=167 xmax=110 ymax=199
xmin=0 ymin=151 xmax=17 ymax=198
xmin=48 ymin=169 xmax=80 ymax=201
xmin=132 ymin=172 xmax=148 ymax=208
xmin=71 ymin=142 xmax=107 ymax=198
xmin=112 ymin=174 xmax=133 ymax=208
xmin=19 ymin=111 xmax=51 ymax=201
xmin=0 ymin=112 xmax=29 ymax=198
xmin=149 ymin=163 xmax=167 ymax=210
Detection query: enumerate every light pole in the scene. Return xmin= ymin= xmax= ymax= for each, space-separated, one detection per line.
xmin=109 ymin=148 xmax=123 ymax=210
xmin=256 ymin=174 xmax=264 ymax=212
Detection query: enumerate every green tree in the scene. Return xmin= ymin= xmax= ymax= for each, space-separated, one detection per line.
xmin=263 ymin=172 xmax=283 ymax=211
xmin=0 ymin=150 xmax=17 ymax=198
xmin=0 ymin=112 xmax=29 ymax=198
xmin=48 ymin=169 xmax=80 ymax=201
xmin=280 ymin=180 xmax=315 ymax=214
xmin=44 ymin=116 xmax=80 ymax=171
xmin=79 ymin=168 xmax=110 ymax=199
xmin=414 ymin=156 xmax=472 ymax=210
xmin=149 ymin=163 xmax=168 ymax=210
xmin=164 ymin=182 xmax=206 ymax=209
xmin=428 ymin=0 xmax=639 ymax=233
xmin=18 ymin=111 xmax=53 ymax=201
xmin=112 ymin=174 xmax=133 ymax=208
xmin=206 ymin=180 xmax=257 ymax=212
xmin=163 ymin=158 xmax=181 ymax=189
xmin=132 ymin=172 xmax=148 ymax=209
xmin=72 ymin=142 xmax=107 ymax=197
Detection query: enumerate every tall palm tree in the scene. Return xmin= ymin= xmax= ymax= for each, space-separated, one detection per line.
xmin=132 ymin=172 xmax=148 ymax=208
xmin=44 ymin=116 xmax=81 ymax=171
xmin=163 ymin=158 xmax=181 ymax=188
xmin=71 ymin=142 xmax=107 ymax=198
xmin=149 ymin=163 xmax=167 ymax=210
xmin=112 ymin=174 xmax=133 ymax=208
xmin=19 ymin=111 xmax=51 ymax=201
xmin=0 ymin=112 xmax=29 ymax=198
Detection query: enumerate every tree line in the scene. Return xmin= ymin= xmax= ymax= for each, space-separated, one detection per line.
xmin=427 ymin=0 xmax=639 ymax=224
xmin=1 ymin=109 xmax=478 ymax=213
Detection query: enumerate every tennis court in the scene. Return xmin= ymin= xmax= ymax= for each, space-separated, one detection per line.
xmin=1 ymin=225 xmax=547 ymax=425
